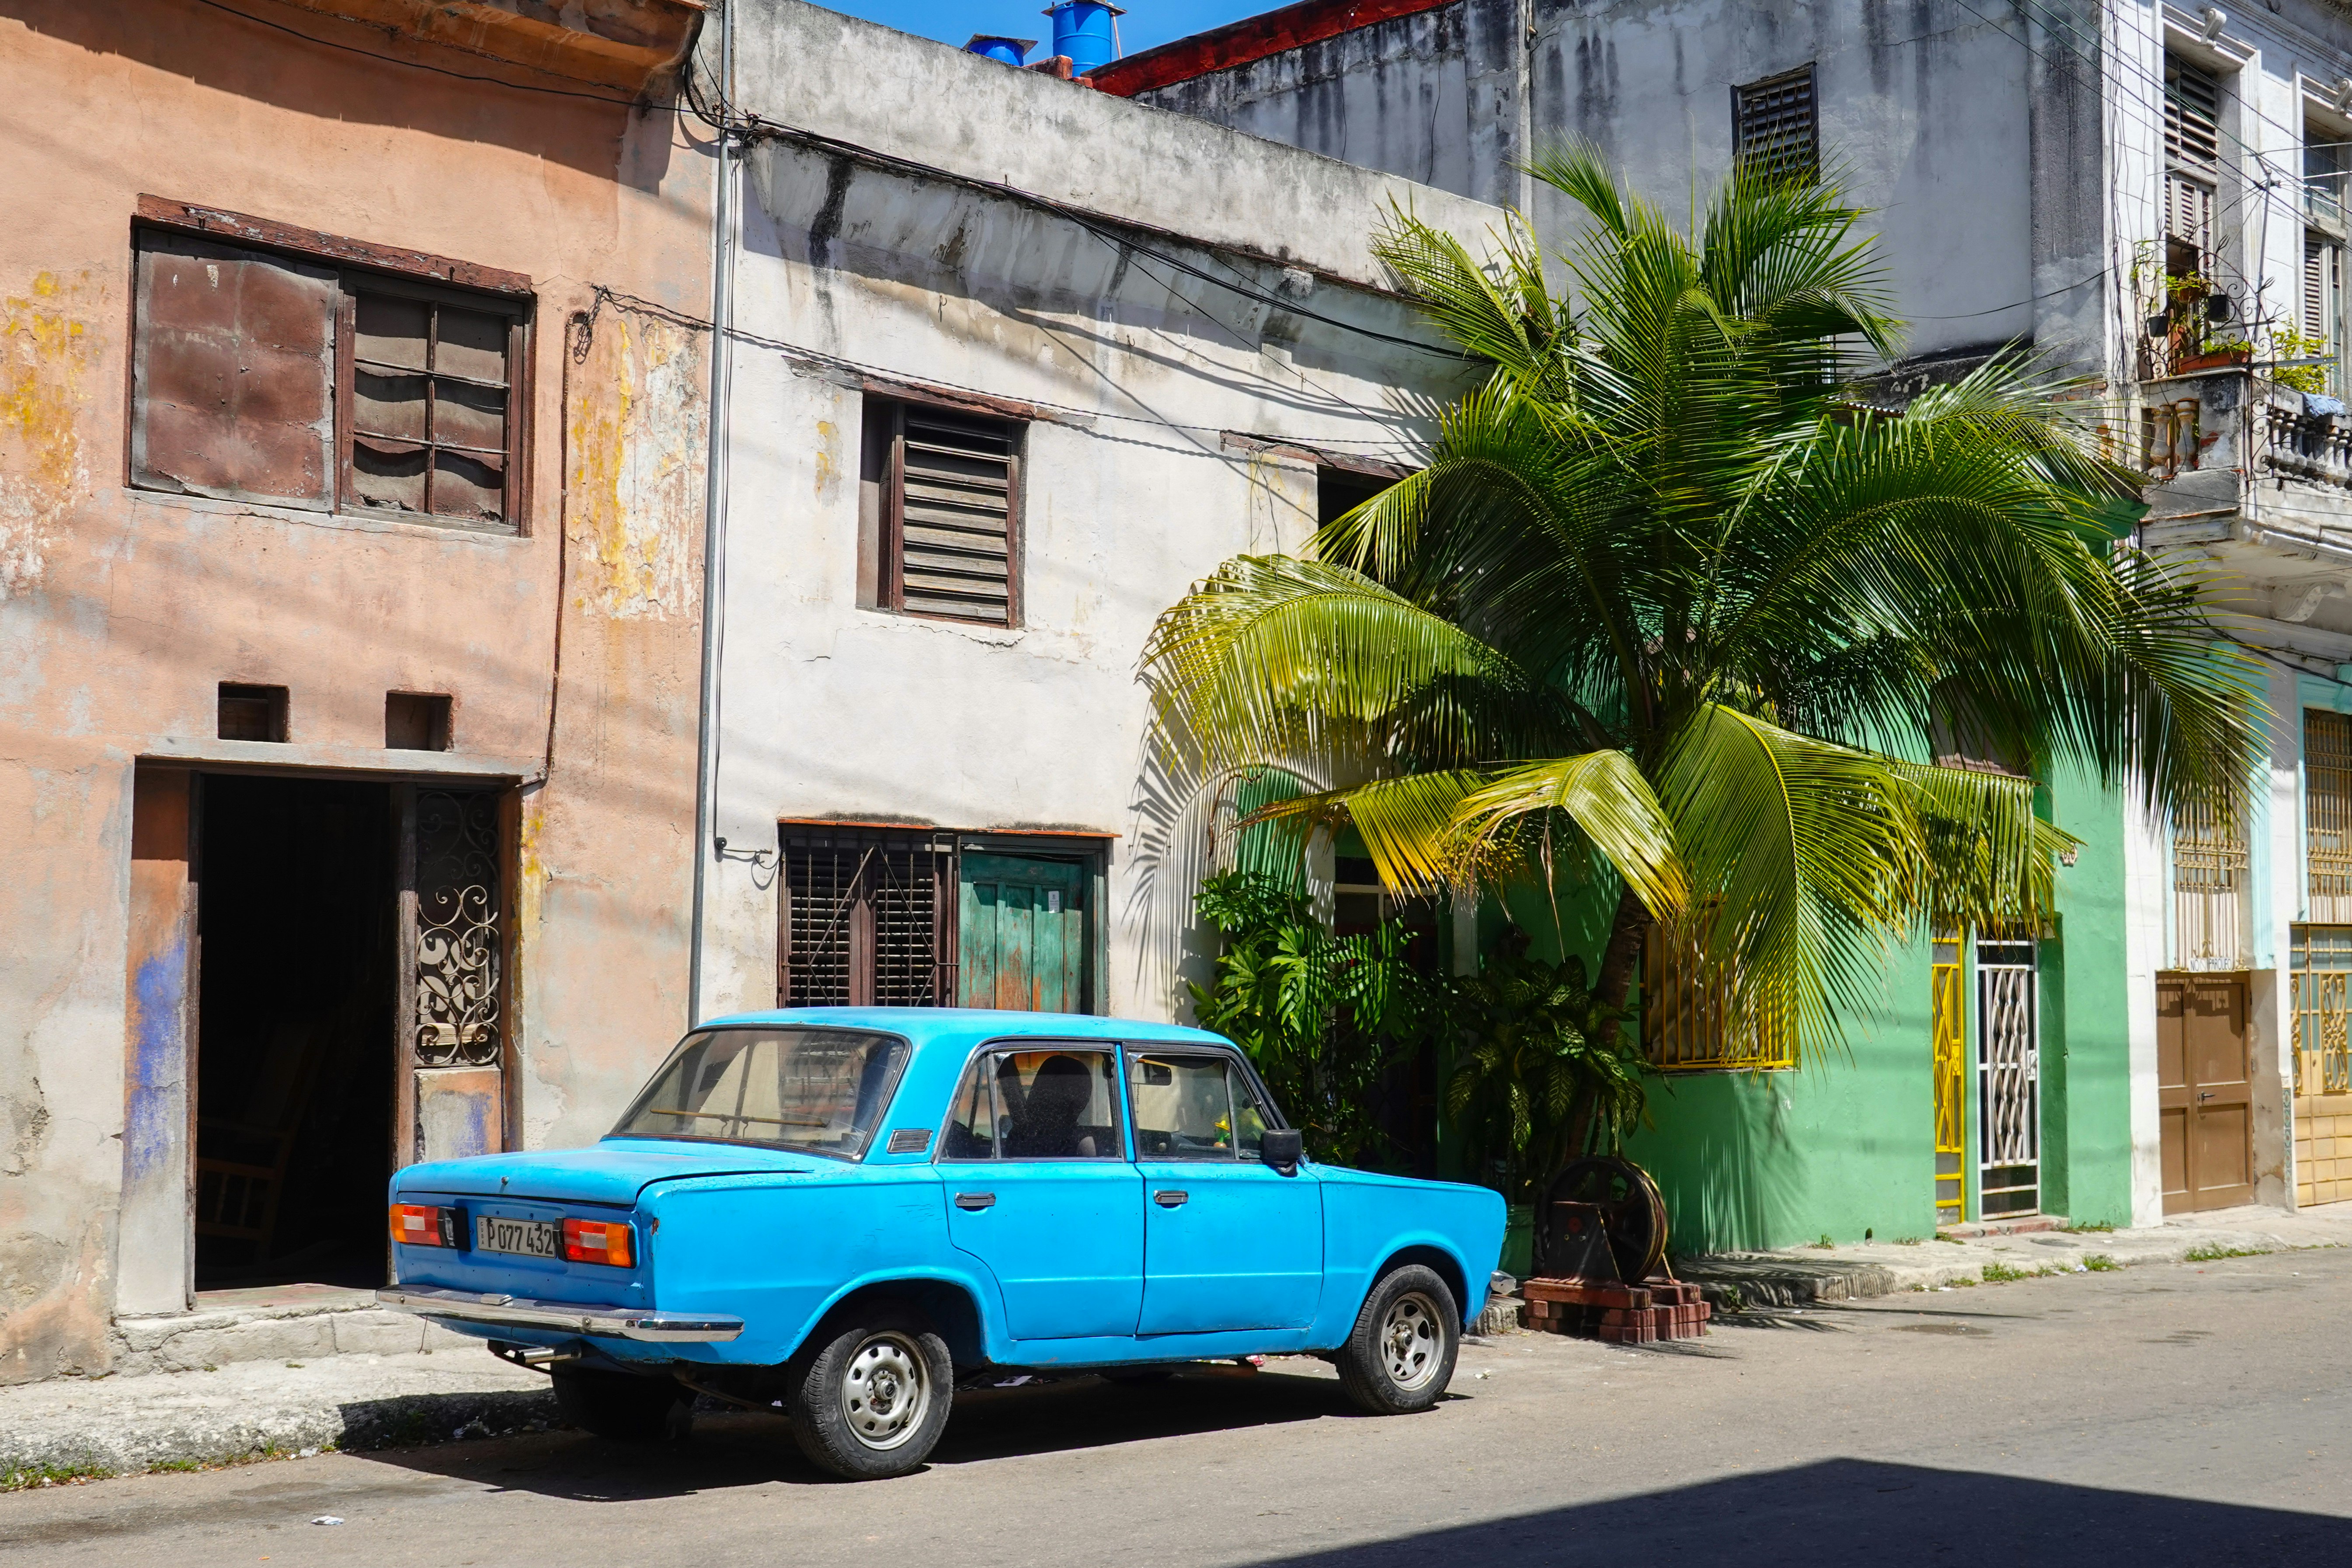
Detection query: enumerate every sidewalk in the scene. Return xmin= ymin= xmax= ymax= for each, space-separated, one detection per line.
xmin=1671 ymin=1200 xmax=2352 ymax=1308
xmin=0 ymin=1349 xmax=554 ymax=1489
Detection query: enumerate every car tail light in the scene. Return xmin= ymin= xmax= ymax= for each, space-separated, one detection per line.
xmin=390 ymin=1204 xmax=458 ymax=1248
xmin=564 ymin=1218 xmax=634 ymax=1268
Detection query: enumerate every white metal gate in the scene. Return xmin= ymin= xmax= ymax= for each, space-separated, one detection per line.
xmin=1976 ymin=936 xmax=2041 ymax=1217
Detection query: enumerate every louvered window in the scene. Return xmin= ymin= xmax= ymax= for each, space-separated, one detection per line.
xmin=864 ymin=398 xmax=1022 ymax=625
xmin=1733 ymin=65 xmax=1818 ymax=186
xmin=779 ymin=827 xmax=956 ymax=1007
xmin=2165 ymin=54 xmax=2221 ymax=254
xmin=2306 ymin=235 xmax=2342 ymax=354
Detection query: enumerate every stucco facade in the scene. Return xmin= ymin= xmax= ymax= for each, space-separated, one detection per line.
xmin=0 ymin=0 xmax=712 ymax=1382
xmin=688 ymin=3 xmax=1502 ymax=1031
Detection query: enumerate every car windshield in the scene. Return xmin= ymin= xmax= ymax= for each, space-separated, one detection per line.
xmin=609 ymin=1027 xmax=908 ymax=1158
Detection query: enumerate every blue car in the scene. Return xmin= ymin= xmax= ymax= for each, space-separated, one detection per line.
xmin=380 ymin=1009 xmax=1507 ymax=1478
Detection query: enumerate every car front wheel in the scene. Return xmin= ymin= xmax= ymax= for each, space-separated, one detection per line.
xmin=1334 ymin=1264 xmax=1459 ymax=1415
xmin=550 ymin=1364 xmax=693 ymax=1442
xmin=789 ymin=1311 xmax=954 ymax=1480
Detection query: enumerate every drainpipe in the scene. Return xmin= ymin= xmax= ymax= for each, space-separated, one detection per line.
xmin=689 ymin=2 xmax=736 ymax=1028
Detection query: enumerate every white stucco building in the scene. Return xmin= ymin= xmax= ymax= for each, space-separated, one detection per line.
xmin=685 ymin=3 xmax=1500 ymax=1037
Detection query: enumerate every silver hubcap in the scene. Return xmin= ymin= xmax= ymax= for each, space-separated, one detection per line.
xmin=1381 ymin=1290 xmax=1444 ymax=1391
xmin=842 ymin=1331 xmax=929 ymax=1450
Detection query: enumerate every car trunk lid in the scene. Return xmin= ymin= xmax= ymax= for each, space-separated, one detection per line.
xmin=397 ymin=1139 xmax=814 ymax=1206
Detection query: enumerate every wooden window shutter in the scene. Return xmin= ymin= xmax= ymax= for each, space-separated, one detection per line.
xmin=132 ymin=231 xmax=337 ymax=510
xmin=2306 ymin=236 xmax=2341 ymax=351
xmin=2165 ymin=56 xmax=2222 ymax=179
xmin=890 ymin=403 xmax=1020 ymax=624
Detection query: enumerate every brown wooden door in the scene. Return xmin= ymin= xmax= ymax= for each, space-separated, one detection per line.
xmin=2157 ymin=973 xmax=2254 ymax=1213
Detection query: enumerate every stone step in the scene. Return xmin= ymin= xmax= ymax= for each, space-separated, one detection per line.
xmin=111 ymin=1288 xmax=471 ymax=1377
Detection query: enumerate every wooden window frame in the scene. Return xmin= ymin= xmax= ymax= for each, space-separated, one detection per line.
xmin=776 ymin=822 xmax=1110 ymax=1012
xmin=129 ymin=196 xmax=535 ymax=535
xmin=866 ymin=393 xmax=1025 ymax=628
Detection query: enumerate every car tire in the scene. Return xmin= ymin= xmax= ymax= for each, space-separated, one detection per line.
xmin=550 ymin=1365 xmax=693 ymax=1442
xmin=1334 ymin=1263 xmax=1459 ymax=1415
xmin=789 ymin=1311 xmax=954 ymax=1481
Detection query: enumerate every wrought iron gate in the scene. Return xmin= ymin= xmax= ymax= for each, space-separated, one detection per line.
xmin=401 ymin=786 xmax=506 ymax=1166
xmin=1976 ymin=935 xmax=2040 ymax=1217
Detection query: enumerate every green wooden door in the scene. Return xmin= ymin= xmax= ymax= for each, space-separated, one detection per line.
xmin=960 ymin=853 xmax=1088 ymax=1012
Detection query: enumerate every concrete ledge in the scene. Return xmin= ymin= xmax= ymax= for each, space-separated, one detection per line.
xmin=110 ymin=1298 xmax=472 ymax=1377
xmin=1675 ymin=1201 xmax=2352 ymax=1312
xmin=1 ymin=1351 xmax=554 ymax=1484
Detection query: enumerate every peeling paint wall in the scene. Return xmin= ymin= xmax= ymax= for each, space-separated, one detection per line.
xmin=0 ymin=0 xmax=709 ymax=1382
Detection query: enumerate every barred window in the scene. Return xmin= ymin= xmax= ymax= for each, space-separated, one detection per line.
xmin=2309 ymin=711 xmax=2352 ymax=922
xmin=1733 ymin=65 xmax=1818 ymax=186
xmin=779 ymin=828 xmax=956 ymax=1008
xmin=1642 ymin=921 xmax=1795 ymax=1072
xmin=2171 ymin=797 xmax=2248 ymax=970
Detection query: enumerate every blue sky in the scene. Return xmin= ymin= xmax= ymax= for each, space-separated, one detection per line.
xmin=818 ymin=0 xmax=1265 ymax=57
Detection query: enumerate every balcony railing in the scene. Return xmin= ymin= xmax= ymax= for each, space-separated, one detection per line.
xmin=2137 ymin=366 xmax=2352 ymax=495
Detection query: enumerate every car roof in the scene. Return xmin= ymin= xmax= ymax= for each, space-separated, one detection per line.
xmin=695 ymin=1007 xmax=1236 ymax=1052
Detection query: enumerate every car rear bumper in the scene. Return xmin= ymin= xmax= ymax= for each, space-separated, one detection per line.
xmin=377 ymin=1286 xmax=745 ymax=1343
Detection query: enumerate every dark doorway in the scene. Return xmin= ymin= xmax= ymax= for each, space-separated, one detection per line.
xmin=195 ymin=775 xmax=397 ymax=1290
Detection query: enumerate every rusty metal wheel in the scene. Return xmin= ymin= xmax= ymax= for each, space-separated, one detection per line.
xmin=1536 ymin=1155 xmax=1668 ymax=1282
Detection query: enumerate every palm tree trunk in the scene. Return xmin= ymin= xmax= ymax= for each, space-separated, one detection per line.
xmin=1556 ymin=885 xmax=1649 ymax=1170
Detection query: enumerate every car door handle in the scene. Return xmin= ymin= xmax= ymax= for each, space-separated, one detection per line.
xmin=1154 ymin=1190 xmax=1188 ymax=1208
xmin=955 ymin=1192 xmax=996 ymax=1210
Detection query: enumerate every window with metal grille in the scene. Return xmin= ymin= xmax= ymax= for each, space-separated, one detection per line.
xmin=2172 ymin=797 xmax=2249 ymax=969
xmin=131 ymin=213 xmax=527 ymax=533
xmin=1732 ymin=65 xmax=1818 ymax=186
xmin=859 ymin=396 xmax=1022 ymax=625
xmin=1642 ymin=919 xmax=1795 ymax=1072
xmin=779 ymin=828 xmax=956 ymax=1007
xmin=2309 ymin=711 xmax=2352 ymax=921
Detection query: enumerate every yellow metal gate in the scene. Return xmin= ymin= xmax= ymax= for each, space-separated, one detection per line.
xmin=1931 ymin=937 xmax=1966 ymax=1226
xmin=2292 ymin=925 xmax=2352 ymax=1205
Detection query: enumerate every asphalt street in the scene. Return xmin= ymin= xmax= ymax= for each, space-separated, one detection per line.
xmin=5 ymin=1247 xmax=2347 ymax=1567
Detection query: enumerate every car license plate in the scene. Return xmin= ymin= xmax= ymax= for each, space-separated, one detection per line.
xmin=475 ymin=1216 xmax=561 ymax=1259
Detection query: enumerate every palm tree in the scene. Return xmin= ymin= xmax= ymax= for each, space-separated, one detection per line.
xmin=1144 ymin=149 xmax=2261 ymax=1060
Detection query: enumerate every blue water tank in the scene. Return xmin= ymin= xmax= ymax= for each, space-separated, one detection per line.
xmin=1042 ymin=0 xmax=1123 ymax=75
xmin=964 ymin=33 xmax=1036 ymax=65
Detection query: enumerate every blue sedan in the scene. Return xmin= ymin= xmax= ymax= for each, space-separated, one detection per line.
xmin=380 ymin=1009 xmax=1507 ymax=1478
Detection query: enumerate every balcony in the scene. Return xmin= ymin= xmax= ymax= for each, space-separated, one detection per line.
xmin=279 ymin=0 xmax=706 ymax=92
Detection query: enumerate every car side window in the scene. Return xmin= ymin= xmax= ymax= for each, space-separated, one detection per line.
xmin=939 ymin=1054 xmax=999 ymax=1158
xmin=1130 ymin=1053 xmax=1245 ymax=1160
xmin=1227 ymin=1062 xmax=1271 ymax=1158
xmin=943 ymin=1048 xmax=1124 ymax=1160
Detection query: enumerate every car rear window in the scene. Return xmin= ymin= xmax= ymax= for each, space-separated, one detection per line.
xmin=609 ymin=1027 xmax=908 ymax=1159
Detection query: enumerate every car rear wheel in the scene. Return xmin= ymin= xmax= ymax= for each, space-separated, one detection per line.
xmin=1334 ymin=1264 xmax=1458 ymax=1415
xmin=789 ymin=1311 xmax=954 ymax=1480
xmin=550 ymin=1364 xmax=693 ymax=1442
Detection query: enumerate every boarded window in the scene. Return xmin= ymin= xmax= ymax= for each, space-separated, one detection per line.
xmin=861 ymin=397 xmax=1022 ymax=624
xmin=132 ymin=226 xmax=526 ymax=532
xmin=2309 ymin=710 xmax=2352 ymax=921
xmin=1733 ymin=66 xmax=1818 ymax=185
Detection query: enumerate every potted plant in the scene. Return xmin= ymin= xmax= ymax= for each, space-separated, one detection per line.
xmin=2178 ymin=337 xmax=2254 ymax=373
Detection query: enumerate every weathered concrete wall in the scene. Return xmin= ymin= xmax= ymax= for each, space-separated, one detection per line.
xmin=1138 ymin=0 xmax=2047 ymax=367
xmin=0 ymin=0 xmax=709 ymax=1382
xmin=699 ymin=4 xmax=1497 ymax=1024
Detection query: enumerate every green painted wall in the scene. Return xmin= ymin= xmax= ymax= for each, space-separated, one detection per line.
xmin=1475 ymin=765 xmax=2139 ymax=1254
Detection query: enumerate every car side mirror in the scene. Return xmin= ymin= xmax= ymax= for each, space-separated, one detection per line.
xmin=1260 ymin=1128 xmax=1303 ymax=1175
